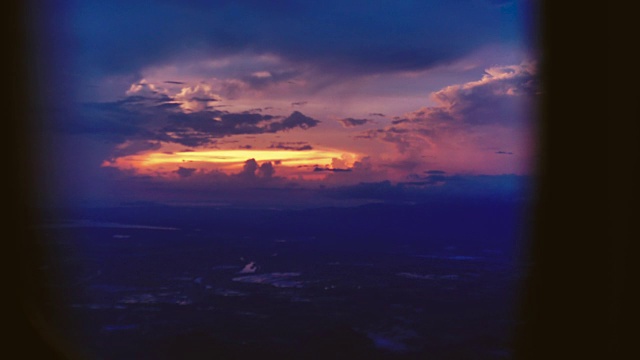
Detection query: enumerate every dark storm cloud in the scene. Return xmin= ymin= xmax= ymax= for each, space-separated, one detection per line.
xmin=50 ymin=101 xmax=155 ymax=144
xmin=269 ymin=142 xmax=313 ymax=151
xmin=155 ymin=132 xmax=215 ymax=147
xmin=191 ymin=97 xmax=219 ymax=102
xmin=220 ymin=112 xmax=271 ymax=124
xmin=338 ymin=118 xmax=372 ymax=128
xmin=353 ymin=133 xmax=374 ymax=140
xmin=175 ymin=167 xmax=197 ymax=178
xmin=235 ymin=159 xmax=276 ymax=181
xmin=313 ymin=167 xmax=352 ymax=173
xmin=59 ymin=94 xmax=320 ymax=148
xmin=155 ymin=102 xmax=182 ymax=109
xmin=50 ymin=0 xmax=525 ymax=77
xmin=266 ymin=111 xmax=320 ymax=132
xmin=387 ymin=127 xmax=410 ymax=134
xmin=238 ymin=159 xmax=259 ymax=179
xmin=258 ymin=161 xmax=275 ymax=178
xmin=391 ymin=118 xmax=410 ymax=125
xmin=162 ymin=110 xmax=320 ymax=145
xmin=111 ymin=141 xmax=162 ymax=159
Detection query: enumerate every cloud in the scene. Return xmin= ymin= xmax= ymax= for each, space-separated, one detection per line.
xmin=357 ymin=127 xmax=416 ymax=153
xmin=171 ymin=83 xmax=221 ymax=112
xmin=401 ymin=172 xmax=448 ymax=186
xmin=46 ymin=0 xmax=528 ymax=80
xmin=338 ymin=118 xmax=372 ymax=128
xmin=425 ymin=170 xmax=446 ymax=175
xmin=238 ymin=159 xmax=259 ymax=179
xmin=64 ymin=88 xmax=321 ymax=149
xmin=425 ymin=62 xmax=539 ymax=126
xmin=357 ymin=62 xmax=538 ymax=155
xmin=241 ymin=69 xmax=300 ymax=89
xmin=269 ymin=142 xmax=313 ymax=151
xmin=496 ymin=151 xmax=513 ymax=155
xmin=382 ymin=159 xmax=423 ymax=172
xmin=402 ymin=63 xmax=535 ymax=126
xmin=124 ymin=79 xmax=171 ymax=99
xmin=266 ymin=111 xmax=320 ymax=132
xmin=109 ymin=140 xmax=162 ymax=160
xmin=313 ymin=167 xmax=352 ymax=172
xmin=191 ymin=97 xmax=218 ymax=102
xmin=175 ymin=167 xmax=197 ymax=178
xmin=258 ymin=162 xmax=275 ymax=178
xmin=161 ymin=110 xmax=320 ymax=145
xmin=234 ymin=159 xmax=277 ymax=181
xmin=51 ymin=102 xmax=157 ymax=144
xmin=33 ymin=0 xmax=537 ymax=209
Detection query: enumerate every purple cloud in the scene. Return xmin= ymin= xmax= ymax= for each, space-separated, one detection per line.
xmin=338 ymin=118 xmax=372 ymax=128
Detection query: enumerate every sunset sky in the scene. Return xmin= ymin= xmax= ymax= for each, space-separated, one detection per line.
xmin=29 ymin=0 xmax=540 ymax=208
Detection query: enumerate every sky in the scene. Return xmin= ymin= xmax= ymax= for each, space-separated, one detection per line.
xmin=27 ymin=0 xmax=540 ymax=208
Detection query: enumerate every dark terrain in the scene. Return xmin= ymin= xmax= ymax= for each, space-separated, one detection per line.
xmin=32 ymin=200 xmax=531 ymax=359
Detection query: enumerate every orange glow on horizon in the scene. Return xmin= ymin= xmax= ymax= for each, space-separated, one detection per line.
xmin=103 ymin=148 xmax=361 ymax=177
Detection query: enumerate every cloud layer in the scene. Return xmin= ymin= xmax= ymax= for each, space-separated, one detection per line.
xmin=53 ymin=0 xmax=525 ymax=77
xmin=354 ymin=62 xmax=538 ymax=174
xmin=26 ymin=1 xmax=538 ymax=209
xmin=57 ymin=85 xmax=321 ymax=154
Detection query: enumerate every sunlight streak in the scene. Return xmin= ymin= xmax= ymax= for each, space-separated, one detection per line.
xmin=103 ymin=148 xmax=361 ymax=175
